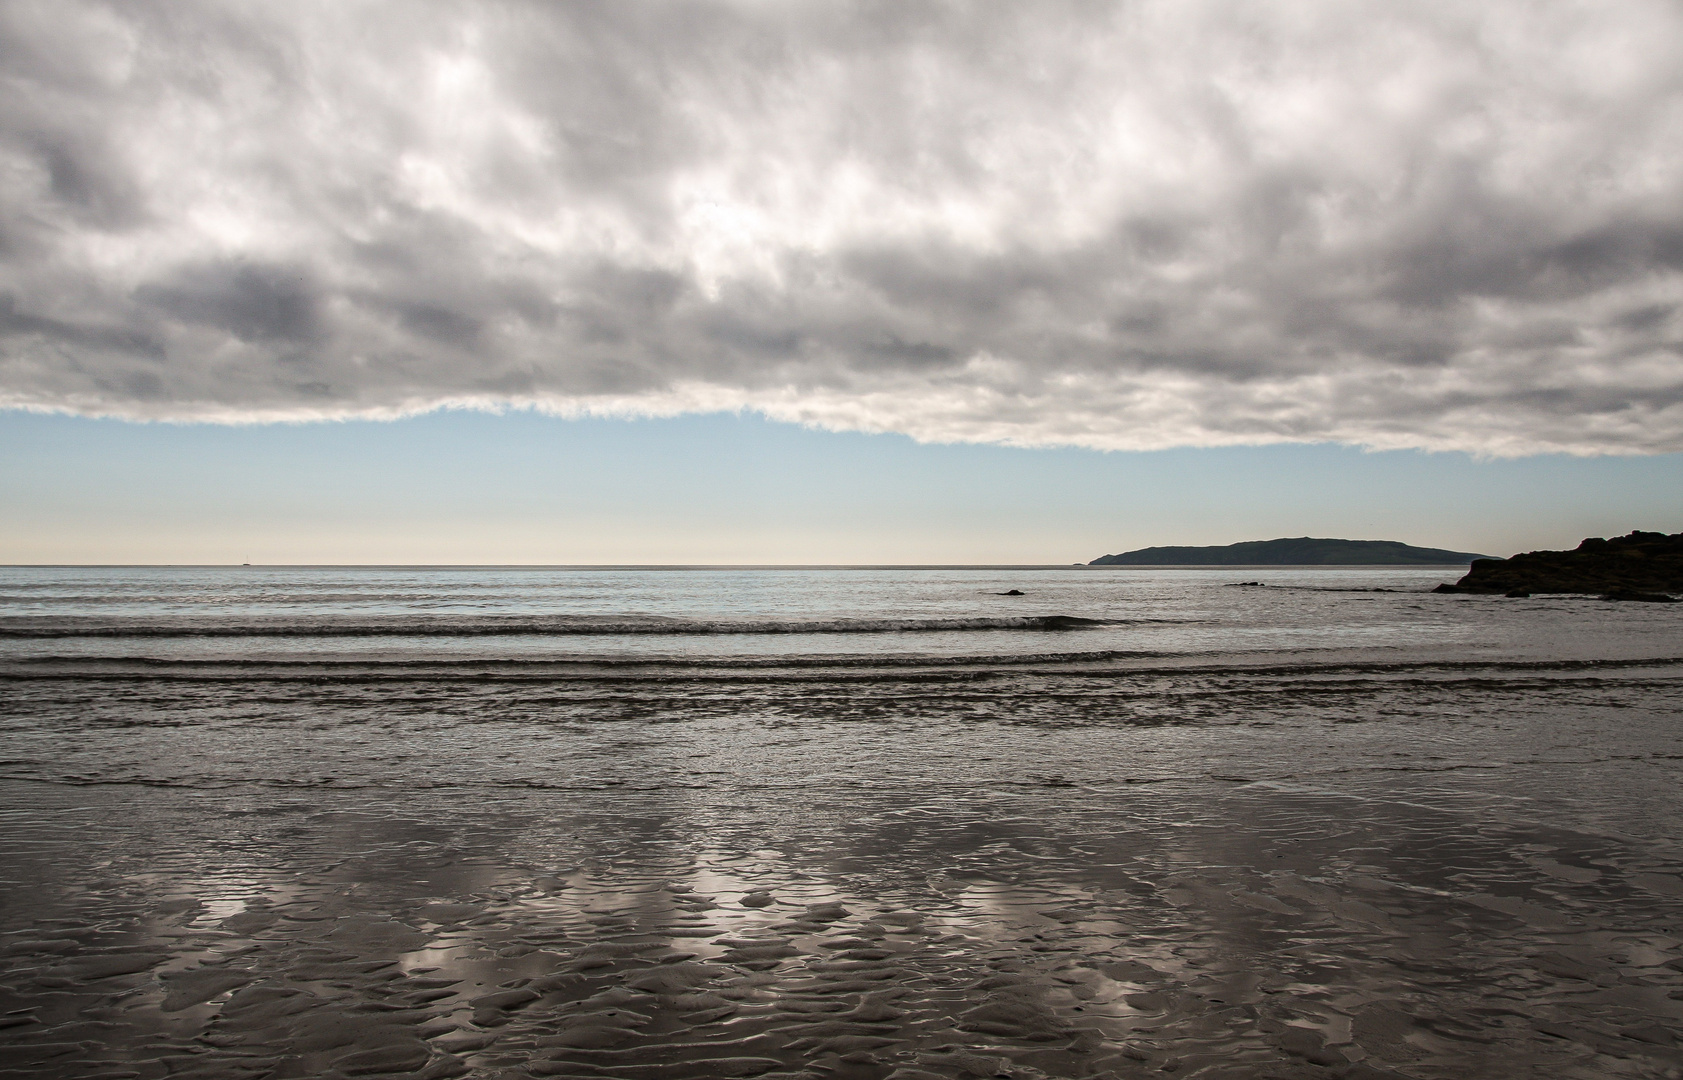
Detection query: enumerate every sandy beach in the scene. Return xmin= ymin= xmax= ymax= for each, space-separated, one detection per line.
xmin=4 ymin=648 xmax=1683 ymax=1080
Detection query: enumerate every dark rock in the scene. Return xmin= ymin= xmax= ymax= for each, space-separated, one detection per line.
xmin=1504 ymin=590 xmax=1531 ymax=598
xmin=998 ymin=589 xmax=1025 ymax=595
xmin=1444 ymin=531 xmax=1683 ymax=596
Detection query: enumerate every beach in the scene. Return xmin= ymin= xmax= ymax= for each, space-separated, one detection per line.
xmin=3 ymin=568 xmax=1682 ymax=1079
xmin=10 ymin=2 xmax=1683 ymax=1075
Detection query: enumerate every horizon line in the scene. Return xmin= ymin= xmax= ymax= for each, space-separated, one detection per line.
xmin=0 ymin=562 xmax=1479 ymax=570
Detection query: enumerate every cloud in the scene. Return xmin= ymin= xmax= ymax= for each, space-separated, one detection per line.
xmin=1 ymin=0 xmax=1681 ymax=454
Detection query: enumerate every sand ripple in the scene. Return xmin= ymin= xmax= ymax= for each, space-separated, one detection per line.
xmin=4 ymin=658 xmax=1683 ymax=1077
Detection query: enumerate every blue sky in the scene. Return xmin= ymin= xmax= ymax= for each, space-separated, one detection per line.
xmin=4 ymin=408 xmax=1678 ymax=564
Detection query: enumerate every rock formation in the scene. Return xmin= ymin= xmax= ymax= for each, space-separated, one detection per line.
xmin=1434 ymin=531 xmax=1683 ymax=598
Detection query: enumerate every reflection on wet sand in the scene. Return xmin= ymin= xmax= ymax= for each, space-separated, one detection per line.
xmin=7 ymin=782 xmax=1683 ymax=1080
xmin=3 ymin=656 xmax=1683 ymax=1078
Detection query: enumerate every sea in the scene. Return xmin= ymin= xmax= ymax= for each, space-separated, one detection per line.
xmin=4 ymin=562 xmax=1676 ymax=664
xmin=2 ymin=565 xmax=1681 ymax=1079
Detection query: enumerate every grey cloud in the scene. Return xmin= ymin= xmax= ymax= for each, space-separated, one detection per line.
xmin=1 ymin=0 xmax=1681 ymax=453
xmin=390 ymin=302 xmax=481 ymax=349
xmin=134 ymin=262 xmax=321 ymax=345
xmin=31 ymin=132 xmax=148 ymax=228
xmin=0 ymin=294 xmax=163 ymax=359
xmin=1613 ymin=304 xmax=1676 ymax=333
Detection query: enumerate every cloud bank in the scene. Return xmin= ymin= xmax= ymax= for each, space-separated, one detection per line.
xmin=2 ymin=0 xmax=1682 ymax=454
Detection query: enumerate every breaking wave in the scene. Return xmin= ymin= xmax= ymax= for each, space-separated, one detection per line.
xmin=0 ymin=614 xmax=1123 ymax=639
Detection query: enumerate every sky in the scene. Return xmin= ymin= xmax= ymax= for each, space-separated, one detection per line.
xmin=2 ymin=1 xmax=1681 ymax=563
xmin=4 ymin=408 xmax=1680 ymax=564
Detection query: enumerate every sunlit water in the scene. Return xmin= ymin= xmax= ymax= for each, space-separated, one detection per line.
xmin=3 ymin=567 xmax=1681 ymax=1079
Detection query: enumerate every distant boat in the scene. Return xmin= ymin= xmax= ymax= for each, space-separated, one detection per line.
xmin=1090 ymin=537 xmax=1493 ymax=566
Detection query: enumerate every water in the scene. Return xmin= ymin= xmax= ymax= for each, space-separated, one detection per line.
xmin=3 ymin=566 xmax=1682 ymax=1079
xmin=1 ymin=564 xmax=1673 ymax=664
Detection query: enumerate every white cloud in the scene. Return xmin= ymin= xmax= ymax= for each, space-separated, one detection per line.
xmin=1 ymin=0 xmax=1681 ymax=454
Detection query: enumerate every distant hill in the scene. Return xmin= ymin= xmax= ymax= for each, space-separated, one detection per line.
xmin=1089 ymin=537 xmax=1493 ymax=566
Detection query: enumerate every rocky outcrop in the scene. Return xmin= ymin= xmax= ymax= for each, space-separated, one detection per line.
xmin=1434 ymin=531 xmax=1683 ymax=597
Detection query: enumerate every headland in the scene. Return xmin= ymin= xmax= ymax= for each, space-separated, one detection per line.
xmin=1090 ymin=537 xmax=1491 ymax=566
xmin=1436 ymin=530 xmax=1683 ymax=599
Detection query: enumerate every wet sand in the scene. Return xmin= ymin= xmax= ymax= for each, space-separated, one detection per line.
xmin=4 ymin=655 xmax=1683 ymax=1079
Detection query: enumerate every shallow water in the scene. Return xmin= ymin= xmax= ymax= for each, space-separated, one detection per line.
xmin=2 ymin=568 xmax=1681 ymax=1079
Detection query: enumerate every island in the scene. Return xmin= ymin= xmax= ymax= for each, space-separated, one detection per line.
xmin=1089 ymin=537 xmax=1492 ymax=566
xmin=1433 ymin=530 xmax=1683 ymax=599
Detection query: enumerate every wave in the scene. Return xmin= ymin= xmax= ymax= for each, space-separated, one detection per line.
xmin=1222 ymin=583 xmax=1433 ymax=593
xmin=0 ymin=593 xmax=513 ymax=604
xmin=0 ymin=613 xmax=1125 ymax=639
xmin=0 ymin=647 xmax=1176 ymax=674
xmin=7 ymin=652 xmax=1678 ymax=678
